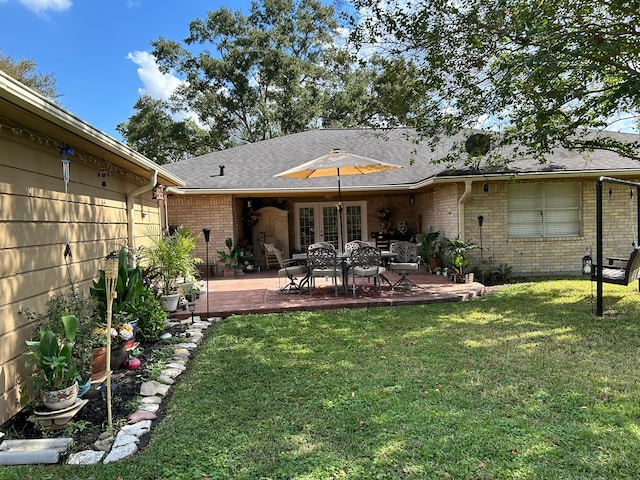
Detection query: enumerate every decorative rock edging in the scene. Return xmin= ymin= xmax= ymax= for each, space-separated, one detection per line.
xmin=67 ymin=315 xmax=220 ymax=465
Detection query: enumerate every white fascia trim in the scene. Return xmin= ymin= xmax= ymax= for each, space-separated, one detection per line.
xmin=0 ymin=71 xmax=184 ymax=187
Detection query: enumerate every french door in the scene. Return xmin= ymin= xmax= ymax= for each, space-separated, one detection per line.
xmin=294 ymin=201 xmax=368 ymax=252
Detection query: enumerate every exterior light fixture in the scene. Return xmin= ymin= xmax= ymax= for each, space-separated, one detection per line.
xmin=188 ymin=302 xmax=196 ymax=323
xmin=409 ymin=195 xmax=415 ymax=204
xmin=152 ymin=183 xmax=164 ymax=201
xmin=483 ymin=183 xmax=489 ymax=193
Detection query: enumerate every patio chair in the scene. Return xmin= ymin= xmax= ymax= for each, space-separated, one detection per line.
xmin=306 ymin=242 xmax=341 ymax=295
xmin=262 ymin=236 xmax=281 ymax=269
xmin=388 ymin=241 xmax=421 ymax=289
xmin=346 ymin=241 xmax=386 ymax=296
xmin=270 ymin=246 xmax=308 ymax=293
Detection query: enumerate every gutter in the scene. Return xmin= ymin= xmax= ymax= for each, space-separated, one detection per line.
xmin=458 ymin=180 xmax=474 ymax=240
xmin=127 ymin=170 xmax=158 ymax=253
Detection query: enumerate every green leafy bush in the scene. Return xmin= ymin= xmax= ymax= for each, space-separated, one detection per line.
xmin=126 ymin=288 xmax=167 ymax=344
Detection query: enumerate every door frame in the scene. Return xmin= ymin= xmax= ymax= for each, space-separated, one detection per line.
xmin=294 ymin=201 xmax=368 ymax=251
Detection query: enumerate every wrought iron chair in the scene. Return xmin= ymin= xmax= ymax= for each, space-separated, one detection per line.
xmin=346 ymin=241 xmax=386 ymax=296
xmin=388 ymin=241 xmax=421 ymax=289
xmin=268 ymin=245 xmax=308 ymax=293
xmin=306 ymin=242 xmax=341 ymax=295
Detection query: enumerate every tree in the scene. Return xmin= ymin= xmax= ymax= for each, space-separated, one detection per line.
xmin=116 ymin=96 xmax=221 ymax=164
xmin=351 ymin=0 xmax=640 ymax=163
xmin=149 ymin=0 xmax=377 ymax=146
xmin=0 ymin=52 xmax=60 ymax=100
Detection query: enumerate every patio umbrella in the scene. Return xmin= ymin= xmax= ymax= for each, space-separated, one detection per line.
xmin=275 ymin=149 xmax=402 ymax=251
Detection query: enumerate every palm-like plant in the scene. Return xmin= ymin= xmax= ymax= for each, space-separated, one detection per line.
xmin=442 ymin=236 xmax=477 ymax=275
xmin=142 ymin=227 xmax=202 ymax=295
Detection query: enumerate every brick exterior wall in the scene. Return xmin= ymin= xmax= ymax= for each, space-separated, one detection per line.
xmin=166 ymin=177 xmax=640 ymax=279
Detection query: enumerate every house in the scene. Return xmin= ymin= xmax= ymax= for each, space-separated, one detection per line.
xmin=0 ymin=71 xmax=183 ymax=424
xmin=163 ymin=128 xmax=640 ymax=278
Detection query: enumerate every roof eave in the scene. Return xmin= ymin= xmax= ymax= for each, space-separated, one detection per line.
xmin=0 ymin=71 xmax=184 ymax=187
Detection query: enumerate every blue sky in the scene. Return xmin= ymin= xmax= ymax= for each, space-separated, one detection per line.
xmin=0 ymin=0 xmax=252 ymax=140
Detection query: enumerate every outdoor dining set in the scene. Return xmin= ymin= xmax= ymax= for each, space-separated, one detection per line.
xmin=268 ymin=240 xmax=422 ymax=296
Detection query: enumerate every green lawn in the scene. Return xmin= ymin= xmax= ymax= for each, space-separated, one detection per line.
xmin=6 ymin=280 xmax=640 ymax=479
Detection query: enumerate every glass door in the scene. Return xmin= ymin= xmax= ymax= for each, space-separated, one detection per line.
xmin=295 ymin=201 xmax=367 ymax=251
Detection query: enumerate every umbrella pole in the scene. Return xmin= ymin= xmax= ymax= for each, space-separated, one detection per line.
xmin=337 ymin=169 xmax=345 ymax=252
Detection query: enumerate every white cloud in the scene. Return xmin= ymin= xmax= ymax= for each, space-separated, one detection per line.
xmin=126 ymin=50 xmax=182 ymax=101
xmin=19 ymin=0 xmax=71 ymax=14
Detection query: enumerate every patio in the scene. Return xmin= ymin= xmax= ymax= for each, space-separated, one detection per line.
xmin=174 ymin=268 xmax=487 ymax=319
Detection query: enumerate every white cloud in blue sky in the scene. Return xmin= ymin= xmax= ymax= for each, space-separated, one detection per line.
xmin=126 ymin=50 xmax=182 ymax=101
xmin=18 ymin=0 xmax=71 ymax=14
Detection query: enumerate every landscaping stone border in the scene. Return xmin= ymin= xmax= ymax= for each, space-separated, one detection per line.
xmin=67 ymin=316 xmax=219 ymax=465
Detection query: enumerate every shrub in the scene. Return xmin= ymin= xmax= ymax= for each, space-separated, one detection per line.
xmin=126 ymin=288 xmax=167 ymax=344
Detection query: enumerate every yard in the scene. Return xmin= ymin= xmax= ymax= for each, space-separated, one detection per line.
xmin=5 ymin=279 xmax=640 ymax=479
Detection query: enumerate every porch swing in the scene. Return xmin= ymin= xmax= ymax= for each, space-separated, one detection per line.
xmin=591 ymin=177 xmax=640 ymax=316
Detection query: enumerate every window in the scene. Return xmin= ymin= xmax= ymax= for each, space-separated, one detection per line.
xmin=294 ymin=201 xmax=367 ymax=250
xmin=507 ymin=183 xmax=581 ymax=238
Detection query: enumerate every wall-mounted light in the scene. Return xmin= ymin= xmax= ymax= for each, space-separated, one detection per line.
xmin=98 ymin=168 xmax=110 ymax=187
xmin=409 ymin=195 xmax=415 ymax=204
xmin=483 ymin=183 xmax=489 ymax=193
xmin=246 ymin=199 xmax=252 ymax=209
xmin=152 ymin=183 xmax=164 ymax=200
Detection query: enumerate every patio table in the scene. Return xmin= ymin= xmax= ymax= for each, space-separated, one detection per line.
xmin=292 ymin=251 xmax=396 ymax=293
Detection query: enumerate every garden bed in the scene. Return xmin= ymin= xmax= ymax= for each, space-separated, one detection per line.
xmin=2 ymin=322 xmax=189 ymax=454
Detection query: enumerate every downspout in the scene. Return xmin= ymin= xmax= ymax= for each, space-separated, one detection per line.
xmin=127 ymin=170 xmax=158 ymax=254
xmin=458 ymin=180 xmax=474 ymax=240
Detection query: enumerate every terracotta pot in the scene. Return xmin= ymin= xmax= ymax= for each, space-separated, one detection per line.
xmin=41 ymin=381 xmax=78 ymax=411
xmin=91 ymin=346 xmax=107 ymax=381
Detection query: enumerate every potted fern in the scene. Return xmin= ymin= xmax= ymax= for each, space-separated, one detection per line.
xmin=142 ymin=227 xmax=202 ymax=311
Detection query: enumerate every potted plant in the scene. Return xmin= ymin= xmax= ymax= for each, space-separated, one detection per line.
xmin=417 ymin=227 xmax=442 ymax=272
xmin=24 ymin=314 xmax=82 ymax=410
xmin=20 ymin=288 xmax=100 ymax=397
xmin=442 ymin=236 xmax=477 ymax=283
xmin=88 ymin=325 xmax=108 ymax=381
xmin=142 ymin=227 xmax=203 ymax=311
xmin=125 ymin=287 xmax=168 ymax=344
xmin=217 ymin=237 xmax=241 ymax=277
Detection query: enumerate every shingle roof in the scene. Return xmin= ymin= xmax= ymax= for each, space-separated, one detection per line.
xmin=163 ymin=128 xmax=640 ymax=193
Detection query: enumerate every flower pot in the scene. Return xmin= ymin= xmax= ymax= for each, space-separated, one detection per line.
xmin=41 ymin=381 xmax=79 ymax=411
xmin=178 ymin=281 xmax=195 ymax=296
xmin=110 ymin=347 xmax=128 ymax=369
xmin=78 ymin=377 xmax=91 ymax=398
xmin=91 ymin=346 xmax=107 ymax=381
xmin=159 ymin=293 xmax=180 ymax=312
xmin=453 ymin=272 xmax=474 ymax=283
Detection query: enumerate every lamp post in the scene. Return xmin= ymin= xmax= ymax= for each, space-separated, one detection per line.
xmin=478 ymin=216 xmax=484 ymax=284
xmin=188 ymin=302 xmax=196 ymax=323
xmin=202 ymin=228 xmax=211 ymax=319
xmin=104 ymin=251 xmax=119 ymax=435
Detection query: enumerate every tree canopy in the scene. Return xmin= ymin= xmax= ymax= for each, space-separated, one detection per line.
xmin=116 ymin=96 xmax=221 ymax=164
xmin=351 ymin=0 xmax=640 ymax=163
xmin=142 ymin=0 xmax=379 ymax=150
xmin=0 ymin=52 xmax=60 ymax=100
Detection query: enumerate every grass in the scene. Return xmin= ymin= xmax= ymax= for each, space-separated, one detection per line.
xmin=5 ymin=279 xmax=640 ymax=479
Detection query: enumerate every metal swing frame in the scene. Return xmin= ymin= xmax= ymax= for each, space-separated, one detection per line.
xmin=595 ymin=176 xmax=640 ymax=316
